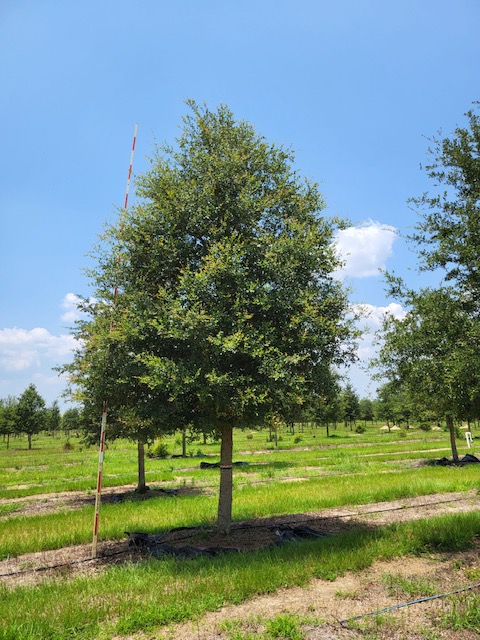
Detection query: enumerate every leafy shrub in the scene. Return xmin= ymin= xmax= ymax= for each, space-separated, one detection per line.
xmin=63 ymin=440 xmax=74 ymax=451
xmin=419 ymin=422 xmax=431 ymax=432
xmin=147 ymin=441 xmax=169 ymax=458
xmin=293 ymin=435 xmax=302 ymax=444
xmin=355 ymin=425 xmax=366 ymax=434
xmin=246 ymin=432 xmax=254 ymax=440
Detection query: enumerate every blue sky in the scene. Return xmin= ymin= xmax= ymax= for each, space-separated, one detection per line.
xmin=1 ymin=0 xmax=479 ymax=406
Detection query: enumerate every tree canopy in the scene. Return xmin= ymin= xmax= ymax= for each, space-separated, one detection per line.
xmin=410 ymin=105 xmax=480 ymax=304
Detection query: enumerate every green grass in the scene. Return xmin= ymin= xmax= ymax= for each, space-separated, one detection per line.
xmin=0 ymin=511 xmax=479 ymax=640
xmin=0 ymin=464 xmax=479 ymax=558
xmin=382 ymin=572 xmax=437 ymax=598
xmin=0 ymin=503 xmax=23 ymax=518
xmin=0 ymin=426 xmax=473 ymax=501
xmin=440 ymin=592 xmax=480 ymax=633
xmin=1 ymin=426 xmax=479 ymax=639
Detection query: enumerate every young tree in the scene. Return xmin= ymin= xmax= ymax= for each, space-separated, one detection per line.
xmin=375 ymin=383 xmax=397 ymax=428
xmin=308 ymin=370 xmax=342 ymax=436
xmin=358 ymin=398 xmax=374 ymax=427
xmin=15 ymin=384 xmax=46 ymax=449
xmin=68 ymin=102 xmax=356 ymax=533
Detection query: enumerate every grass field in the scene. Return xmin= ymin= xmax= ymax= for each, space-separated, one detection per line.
xmin=0 ymin=422 xmax=479 ymax=639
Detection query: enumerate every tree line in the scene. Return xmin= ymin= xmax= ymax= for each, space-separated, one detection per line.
xmin=0 ymin=384 xmax=83 ymax=449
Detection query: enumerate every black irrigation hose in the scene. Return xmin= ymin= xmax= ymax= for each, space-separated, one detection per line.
xmin=0 ymin=495 xmax=476 ymax=579
xmin=339 ymin=582 xmax=480 ymax=626
xmin=0 ymin=547 xmax=134 ymax=578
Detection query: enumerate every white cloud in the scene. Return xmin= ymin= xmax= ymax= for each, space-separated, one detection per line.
xmin=61 ymin=292 xmax=83 ymax=323
xmin=354 ymin=302 xmax=407 ymax=330
xmin=0 ymin=327 xmax=76 ymax=372
xmin=334 ymin=220 xmax=397 ymax=278
xmin=0 ymin=294 xmax=88 ymax=405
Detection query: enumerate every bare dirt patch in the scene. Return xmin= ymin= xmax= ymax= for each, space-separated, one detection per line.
xmin=0 ymin=484 xmax=204 ymax=518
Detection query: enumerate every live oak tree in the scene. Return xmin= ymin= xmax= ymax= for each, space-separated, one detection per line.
xmin=68 ymin=102 xmax=356 ymax=533
xmin=341 ymin=384 xmax=360 ymax=430
xmin=358 ymin=397 xmax=375 ymax=427
xmin=61 ymin=407 xmax=83 ymax=435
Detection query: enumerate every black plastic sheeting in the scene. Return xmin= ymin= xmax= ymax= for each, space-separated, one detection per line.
xmin=434 ymin=453 xmax=480 ymax=466
xmin=199 ymin=461 xmax=249 ymax=469
xmin=126 ymin=524 xmax=330 ymax=559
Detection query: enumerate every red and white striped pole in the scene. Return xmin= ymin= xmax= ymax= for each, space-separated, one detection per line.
xmin=92 ymin=123 xmax=138 ymax=559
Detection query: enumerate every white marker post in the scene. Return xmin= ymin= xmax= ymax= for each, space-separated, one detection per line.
xmin=92 ymin=123 xmax=138 ymax=560
xmin=466 ymin=431 xmax=473 ymax=449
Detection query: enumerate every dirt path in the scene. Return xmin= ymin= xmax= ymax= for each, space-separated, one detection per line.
xmin=151 ymin=549 xmax=480 ymax=640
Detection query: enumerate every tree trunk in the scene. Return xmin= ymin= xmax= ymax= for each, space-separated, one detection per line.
xmin=326 ymin=422 xmax=330 ymax=437
xmin=28 ymin=433 xmax=32 ymax=449
xmin=446 ymin=415 xmax=459 ymax=463
xmin=217 ymin=426 xmax=233 ymax=534
xmin=6 ymin=433 xmax=9 ymax=449
xmin=182 ymin=427 xmax=187 ymax=457
xmin=136 ymin=438 xmax=147 ymax=493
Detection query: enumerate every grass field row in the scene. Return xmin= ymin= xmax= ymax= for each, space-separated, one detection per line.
xmin=0 ymin=427 xmax=474 ymax=501
xmin=1 ymin=465 xmax=479 ymax=559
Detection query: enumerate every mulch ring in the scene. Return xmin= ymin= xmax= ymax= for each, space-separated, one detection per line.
xmin=126 ymin=512 xmax=367 ymax=558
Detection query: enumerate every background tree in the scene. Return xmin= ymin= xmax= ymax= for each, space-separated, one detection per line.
xmin=308 ymin=370 xmax=342 ymax=436
xmin=375 ymin=104 xmax=480 ymax=458
xmin=67 ymin=102 xmax=357 ymax=533
xmin=0 ymin=396 xmax=18 ymax=449
xmin=341 ymin=384 xmax=360 ymax=430
xmin=45 ymin=400 xmax=61 ymax=437
xmin=15 ymin=384 xmax=46 ymax=449
xmin=61 ymin=407 xmax=84 ymax=435
xmin=375 ymin=287 xmax=480 ymax=460
xmin=374 ymin=383 xmax=397 ymax=428
xmin=358 ymin=397 xmax=375 ymax=427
